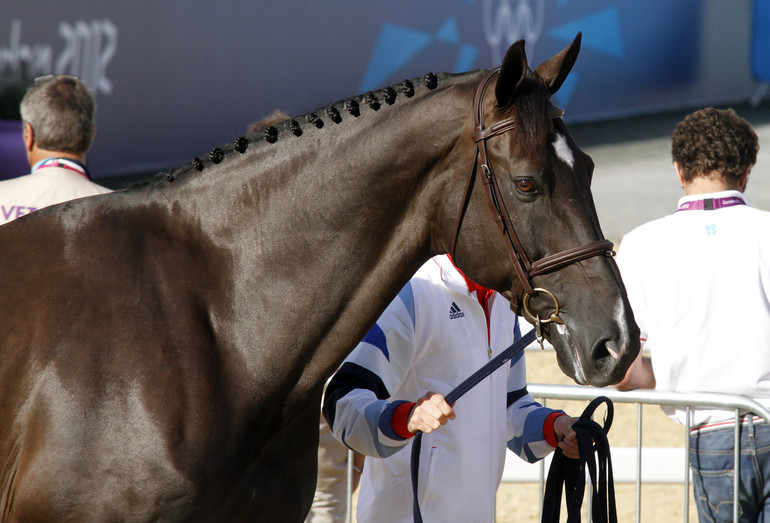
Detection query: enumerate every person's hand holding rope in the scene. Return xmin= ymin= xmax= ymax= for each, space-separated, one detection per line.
xmin=406 ymin=391 xmax=455 ymax=434
xmin=553 ymin=415 xmax=580 ymax=459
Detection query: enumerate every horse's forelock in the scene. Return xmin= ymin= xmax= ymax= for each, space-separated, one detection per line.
xmin=500 ymin=76 xmax=552 ymax=155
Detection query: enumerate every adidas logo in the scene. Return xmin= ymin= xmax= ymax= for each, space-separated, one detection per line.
xmin=449 ymin=302 xmax=465 ymax=319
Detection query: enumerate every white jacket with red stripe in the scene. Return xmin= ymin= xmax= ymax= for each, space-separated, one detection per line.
xmin=323 ymin=255 xmax=561 ymax=523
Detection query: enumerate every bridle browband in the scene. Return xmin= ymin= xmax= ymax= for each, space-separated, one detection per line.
xmin=450 ymin=68 xmax=614 ymax=326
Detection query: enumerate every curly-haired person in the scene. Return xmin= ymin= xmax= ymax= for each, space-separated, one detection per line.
xmin=615 ymin=107 xmax=770 ymax=522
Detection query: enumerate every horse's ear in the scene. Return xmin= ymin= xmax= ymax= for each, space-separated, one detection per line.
xmin=534 ymin=32 xmax=582 ymax=95
xmin=495 ymin=40 xmax=528 ymax=107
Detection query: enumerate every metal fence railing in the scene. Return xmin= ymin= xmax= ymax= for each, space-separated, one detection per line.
xmin=524 ymin=384 xmax=770 ymax=523
xmin=338 ymin=355 xmax=770 ymax=523
xmin=341 ymin=386 xmax=770 ymax=523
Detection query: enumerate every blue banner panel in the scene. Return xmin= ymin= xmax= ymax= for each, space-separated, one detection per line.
xmin=0 ymin=1 xmax=758 ymax=180
xmin=754 ymin=0 xmax=770 ymax=81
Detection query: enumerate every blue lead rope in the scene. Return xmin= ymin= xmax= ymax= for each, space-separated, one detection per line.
xmin=410 ymin=328 xmax=537 ymax=523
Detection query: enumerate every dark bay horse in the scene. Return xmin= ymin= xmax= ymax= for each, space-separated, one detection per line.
xmin=0 ymin=35 xmax=638 ymax=520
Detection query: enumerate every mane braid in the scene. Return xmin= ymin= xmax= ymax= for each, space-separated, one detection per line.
xmin=306 ymin=113 xmax=323 ymax=128
xmin=364 ymin=92 xmax=380 ymax=111
xmin=264 ymin=126 xmax=278 ymax=143
xmin=424 ymin=72 xmax=438 ymax=89
xmin=345 ymin=99 xmax=360 ymax=117
xmin=383 ymin=87 xmax=396 ymax=105
xmin=400 ymin=79 xmax=415 ymax=97
xmin=234 ymin=136 xmax=248 ymax=153
xmin=209 ymin=148 xmax=224 ymax=164
xmin=326 ymin=106 xmax=342 ymax=124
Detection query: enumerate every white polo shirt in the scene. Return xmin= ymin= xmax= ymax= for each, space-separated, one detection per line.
xmin=616 ymin=190 xmax=770 ymax=426
xmin=0 ymin=158 xmax=111 ymax=225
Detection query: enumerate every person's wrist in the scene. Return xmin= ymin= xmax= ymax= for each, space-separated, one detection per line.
xmin=544 ymin=411 xmax=567 ymax=447
xmin=391 ymin=401 xmax=416 ymax=439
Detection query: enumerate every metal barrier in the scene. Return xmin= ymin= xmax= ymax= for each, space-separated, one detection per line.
xmin=337 ymin=366 xmax=770 ymax=522
xmin=525 ymin=384 xmax=770 ymax=523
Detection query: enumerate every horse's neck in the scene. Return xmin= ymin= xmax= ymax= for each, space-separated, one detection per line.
xmin=194 ymin=77 xmax=471 ymax=271
xmin=288 ymin=94 xmax=475 ymax=389
xmin=150 ymin=75 xmax=476 ymax=396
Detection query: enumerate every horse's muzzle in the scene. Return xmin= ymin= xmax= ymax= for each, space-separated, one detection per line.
xmin=550 ymin=320 xmax=640 ymax=388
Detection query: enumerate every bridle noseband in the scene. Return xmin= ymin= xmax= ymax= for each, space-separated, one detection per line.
xmin=450 ymin=68 xmax=614 ymax=330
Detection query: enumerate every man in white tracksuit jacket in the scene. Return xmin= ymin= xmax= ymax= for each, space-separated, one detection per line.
xmin=323 ymin=255 xmax=579 ymax=522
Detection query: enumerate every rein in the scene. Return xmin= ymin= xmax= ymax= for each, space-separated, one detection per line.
xmin=450 ymin=68 xmax=614 ymax=329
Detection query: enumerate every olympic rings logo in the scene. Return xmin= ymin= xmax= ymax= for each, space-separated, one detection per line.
xmin=482 ymin=0 xmax=546 ymax=64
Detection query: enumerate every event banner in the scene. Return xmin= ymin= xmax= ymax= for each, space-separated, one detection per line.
xmin=0 ymin=1 xmax=760 ymax=180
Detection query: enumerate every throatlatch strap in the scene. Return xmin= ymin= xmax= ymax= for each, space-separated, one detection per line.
xmin=411 ymin=328 xmax=537 ymax=523
xmin=541 ymin=396 xmax=617 ymax=523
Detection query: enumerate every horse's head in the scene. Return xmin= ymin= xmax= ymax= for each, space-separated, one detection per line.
xmin=450 ymin=34 xmax=640 ymax=387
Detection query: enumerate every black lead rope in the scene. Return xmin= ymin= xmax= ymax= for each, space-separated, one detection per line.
xmin=410 ymin=328 xmax=536 ymax=523
xmin=541 ymin=396 xmax=617 ymax=523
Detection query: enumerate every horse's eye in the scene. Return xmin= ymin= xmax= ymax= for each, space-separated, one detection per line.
xmin=514 ymin=179 xmax=538 ymax=194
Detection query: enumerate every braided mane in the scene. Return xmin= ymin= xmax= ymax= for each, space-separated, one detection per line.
xmin=141 ymin=72 xmax=446 ymax=188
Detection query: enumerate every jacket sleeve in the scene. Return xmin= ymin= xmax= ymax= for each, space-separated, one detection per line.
xmin=322 ymin=282 xmax=418 ymax=458
xmin=505 ymin=325 xmax=565 ymax=463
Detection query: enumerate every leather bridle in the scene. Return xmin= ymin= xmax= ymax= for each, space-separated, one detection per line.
xmin=450 ymin=68 xmax=614 ymax=328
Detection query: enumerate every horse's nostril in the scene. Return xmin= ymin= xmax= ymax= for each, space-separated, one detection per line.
xmin=590 ymin=340 xmax=621 ymax=370
xmin=592 ymin=341 xmax=610 ymax=362
xmin=604 ymin=341 xmax=621 ymax=360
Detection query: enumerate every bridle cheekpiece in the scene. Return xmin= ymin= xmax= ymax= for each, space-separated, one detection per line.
xmin=450 ymin=68 xmax=614 ymax=338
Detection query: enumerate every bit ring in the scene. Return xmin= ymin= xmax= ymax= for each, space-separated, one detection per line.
xmin=522 ymin=287 xmax=563 ymax=324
